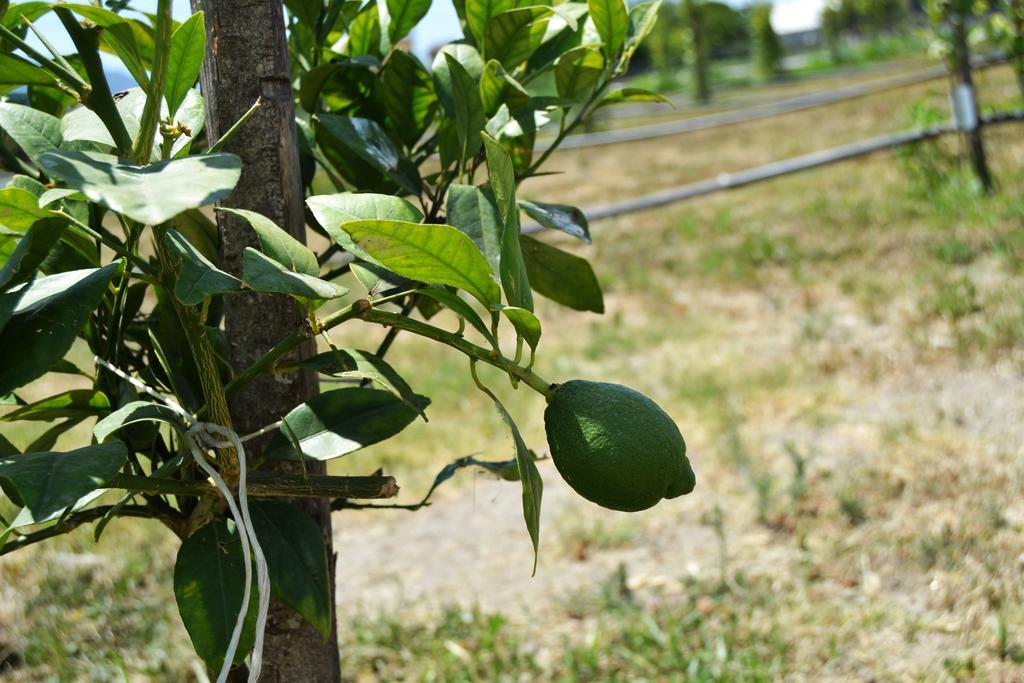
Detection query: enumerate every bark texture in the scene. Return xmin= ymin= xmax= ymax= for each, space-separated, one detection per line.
xmin=190 ymin=1 xmax=341 ymax=680
xmin=951 ymin=16 xmax=993 ymax=193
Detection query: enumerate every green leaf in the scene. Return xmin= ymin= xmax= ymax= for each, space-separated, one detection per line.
xmin=263 ymin=388 xmax=428 ymax=461
xmin=588 ymin=0 xmax=629 ymax=58
xmin=250 ymin=502 xmax=332 ymax=638
xmin=479 ymin=59 xmax=530 ymax=117
xmin=217 ymin=207 xmax=318 ymax=276
xmin=419 ymin=285 xmax=499 ymax=349
xmin=555 ymin=46 xmax=605 ymax=101
xmin=0 ymin=218 xmax=67 ymax=290
xmin=466 ymin=0 xmax=515 ymax=46
xmin=431 ymin=43 xmax=485 ymax=117
xmin=381 ymin=50 xmax=438 ymax=147
xmin=340 ymin=219 xmax=501 ymax=307
xmin=38 ymin=150 xmax=242 ymax=226
xmin=0 ymin=389 xmax=109 ymax=422
xmin=0 ymin=442 xmax=126 ymax=521
xmin=0 ymin=103 xmax=61 ymax=165
xmin=165 ymin=228 xmax=242 ymax=305
xmin=598 ymin=87 xmax=672 ymax=108
xmin=484 ymin=6 xmax=551 ymax=70
xmin=314 ymin=115 xmax=421 ymax=195
xmin=174 ymin=519 xmax=258 ymax=674
xmin=480 ymin=132 xmax=515 ymax=221
xmin=482 ymin=133 xmax=531 ymax=311
xmin=296 ymin=348 xmax=425 ymax=418
xmin=518 ymin=199 xmax=591 ymax=243
xmin=307 ymin=191 xmax=422 ymax=263
xmin=444 ymin=54 xmax=485 ymax=167
xmin=0 ymin=187 xmax=50 ymax=233
xmin=347 ymin=2 xmax=381 ymax=56
xmin=242 ymin=248 xmax=349 ymax=301
xmin=0 ymin=262 xmax=123 ymax=395
xmin=386 ymin=0 xmax=432 ymax=43
xmin=0 ymin=54 xmax=58 ymax=89
xmin=165 ymin=11 xmax=205 ymax=119
xmin=623 ymin=0 xmax=662 ymax=59
xmin=497 ymin=305 xmax=541 ymax=356
xmin=520 ymin=235 xmax=604 ymax=312
xmin=491 ymin=397 xmax=542 ymax=574
xmin=445 ymin=184 xmax=502 ymax=272
xmin=94 ymin=401 xmax=187 ymax=443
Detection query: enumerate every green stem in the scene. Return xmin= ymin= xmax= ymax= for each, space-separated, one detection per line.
xmin=0 ymin=505 xmax=167 ymax=557
xmin=22 ymin=15 xmax=79 ymax=77
xmin=362 ymin=308 xmax=553 ymax=397
xmin=133 ymin=0 xmax=173 ymax=163
xmin=54 ymin=8 xmax=134 ymax=156
xmin=207 ymin=97 xmax=263 ymax=153
xmin=523 ymin=82 xmax=611 ymax=182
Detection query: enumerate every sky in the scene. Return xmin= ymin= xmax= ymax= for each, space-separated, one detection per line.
xmin=20 ymin=0 xmax=825 ymax=80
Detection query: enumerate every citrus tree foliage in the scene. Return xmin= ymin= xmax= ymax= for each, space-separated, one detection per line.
xmin=0 ymin=0 xmax=691 ymax=671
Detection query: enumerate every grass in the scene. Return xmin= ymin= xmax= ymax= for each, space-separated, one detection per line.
xmin=3 ymin=59 xmax=1024 ymax=680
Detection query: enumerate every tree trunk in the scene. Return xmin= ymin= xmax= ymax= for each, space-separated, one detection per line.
xmin=191 ymin=2 xmax=342 ymax=681
xmin=950 ymin=16 xmax=993 ymax=193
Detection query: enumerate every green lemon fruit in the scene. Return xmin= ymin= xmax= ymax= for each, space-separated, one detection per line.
xmin=544 ymin=380 xmax=695 ymax=512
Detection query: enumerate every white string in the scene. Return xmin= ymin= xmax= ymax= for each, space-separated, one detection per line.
xmin=96 ymin=356 xmax=270 ymax=682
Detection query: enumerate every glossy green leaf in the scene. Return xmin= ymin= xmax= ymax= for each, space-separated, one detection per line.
xmin=479 ymin=59 xmax=530 ymax=116
xmin=381 ymin=50 xmax=438 ymax=147
xmin=432 ymin=43 xmax=485 ymax=116
xmin=0 ymin=54 xmax=58 ymax=89
xmin=491 ymin=397 xmax=542 ymax=574
xmin=296 ymin=348 xmax=424 ymax=417
xmin=497 ymin=305 xmax=541 ymax=356
xmin=480 ymin=132 xmax=515 ymax=221
xmin=588 ymin=0 xmax=629 ymax=58
xmin=38 ymin=150 xmax=242 ymax=225
xmin=520 ymin=234 xmax=604 ymax=312
xmin=0 ymin=262 xmax=122 ymax=395
xmin=484 ymin=6 xmax=551 ymax=69
xmin=0 ymin=442 xmax=126 ymax=520
xmin=314 ymin=115 xmax=420 ymax=195
xmin=0 ymin=102 xmax=61 ymax=162
xmin=623 ymin=0 xmax=662 ymax=60
xmin=347 ymin=2 xmax=381 ymax=56
xmin=165 ymin=228 xmax=242 ymax=305
xmin=218 ymin=207 xmax=318 ymax=276
xmin=445 ymin=183 xmax=502 ymax=272
xmin=518 ymin=199 xmax=591 ymax=243
xmin=242 ymin=248 xmax=349 ymax=301
xmin=444 ymin=54 xmax=485 ymax=166
xmin=482 ymin=133 xmax=532 ymax=311
xmin=598 ymin=87 xmax=672 ymax=108
xmin=386 ymin=0 xmax=432 ymax=43
xmin=307 ymin=191 xmax=422 ymax=263
xmin=466 ymin=0 xmax=515 ymax=46
xmin=0 ymin=389 xmax=109 ymax=422
xmin=263 ymin=387 xmax=428 ymax=461
xmin=0 ymin=217 xmax=67 ymax=290
xmin=165 ymin=11 xmax=205 ymax=119
xmin=94 ymin=401 xmax=187 ymax=443
xmin=340 ymin=219 xmax=501 ymax=307
xmin=0 ymin=187 xmax=50 ymax=233
xmin=250 ymin=501 xmax=332 ymax=638
xmin=555 ymin=46 xmax=605 ymax=101
xmin=174 ymin=519 xmax=258 ymax=674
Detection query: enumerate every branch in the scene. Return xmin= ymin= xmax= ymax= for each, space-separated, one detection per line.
xmin=108 ymin=471 xmax=399 ymax=500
